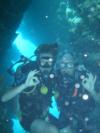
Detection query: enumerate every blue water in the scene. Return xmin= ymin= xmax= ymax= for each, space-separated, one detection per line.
xmin=12 ymin=119 xmax=27 ymax=133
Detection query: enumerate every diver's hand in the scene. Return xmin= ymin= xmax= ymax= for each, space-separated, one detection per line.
xmin=82 ymin=72 xmax=97 ymax=93
xmin=25 ymin=70 xmax=40 ymax=88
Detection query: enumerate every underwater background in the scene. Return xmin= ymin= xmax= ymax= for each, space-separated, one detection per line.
xmin=0 ymin=0 xmax=100 ymax=133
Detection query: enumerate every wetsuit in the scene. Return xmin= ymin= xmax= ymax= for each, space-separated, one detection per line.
xmin=14 ymin=61 xmax=56 ymax=132
xmin=48 ymin=70 xmax=96 ymax=132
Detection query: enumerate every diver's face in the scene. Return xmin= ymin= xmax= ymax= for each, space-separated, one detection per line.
xmin=59 ymin=54 xmax=75 ymax=76
xmin=39 ymin=53 xmax=54 ymax=73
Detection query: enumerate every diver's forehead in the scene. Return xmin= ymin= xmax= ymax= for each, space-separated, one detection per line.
xmin=62 ymin=58 xmax=73 ymax=62
xmin=61 ymin=57 xmax=73 ymax=63
xmin=61 ymin=53 xmax=73 ymax=60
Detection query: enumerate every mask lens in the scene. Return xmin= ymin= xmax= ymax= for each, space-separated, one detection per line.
xmin=67 ymin=63 xmax=74 ymax=68
xmin=60 ymin=62 xmax=74 ymax=69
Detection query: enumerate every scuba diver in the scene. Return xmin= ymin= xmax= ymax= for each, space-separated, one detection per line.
xmin=53 ymin=51 xmax=98 ymax=133
xmin=1 ymin=43 xmax=59 ymax=133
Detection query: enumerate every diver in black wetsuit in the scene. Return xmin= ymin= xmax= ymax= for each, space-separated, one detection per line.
xmin=18 ymin=43 xmax=59 ymax=132
xmin=50 ymin=51 xmax=97 ymax=133
xmin=1 ymin=43 xmax=59 ymax=133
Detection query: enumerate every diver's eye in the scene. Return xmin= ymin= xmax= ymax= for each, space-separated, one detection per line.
xmin=67 ymin=63 xmax=74 ymax=68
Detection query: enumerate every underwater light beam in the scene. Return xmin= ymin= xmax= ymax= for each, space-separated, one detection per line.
xmin=13 ymin=32 xmax=37 ymax=58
